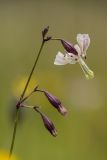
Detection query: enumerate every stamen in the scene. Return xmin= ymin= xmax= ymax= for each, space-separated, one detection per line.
xmin=78 ymin=57 xmax=94 ymax=79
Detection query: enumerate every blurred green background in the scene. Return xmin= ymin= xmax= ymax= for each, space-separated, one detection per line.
xmin=0 ymin=0 xmax=107 ymax=160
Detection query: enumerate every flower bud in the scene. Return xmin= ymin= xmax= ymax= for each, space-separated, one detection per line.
xmin=57 ymin=104 xmax=68 ymax=116
xmin=44 ymin=91 xmax=68 ymax=116
xmin=61 ymin=39 xmax=78 ymax=55
xmin=41 ymin=114 xmax=57 ymax=137
xmin=42 ymin=26 xmax=49 ymax=39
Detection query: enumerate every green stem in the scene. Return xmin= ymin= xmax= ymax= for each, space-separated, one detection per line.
xmin=20 ymin=40 xmax=45 ymax=101
xmin=8 ymin=40 xmax=45 ymax=159
xmin=8 ymin=109 xmax=19 ymax=159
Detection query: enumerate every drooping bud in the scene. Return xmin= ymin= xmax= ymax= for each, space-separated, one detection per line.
xmin=44 ymin=91 xmax=68 ymax=116
xmin=41 ymin=114 xmax=57 ymax=137
xmin=61 ymin=39 xmax=78 ymax=55
xmin=42 ymin=26 xmax=49 ymax=39
xmin=33 ymin=106 xmax=57 ymax=137
xmin=57 ymin=105 xmax=68 ymax=116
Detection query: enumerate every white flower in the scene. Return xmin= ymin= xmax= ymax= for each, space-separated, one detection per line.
xmin=54 ymin=34 xmax=94 ymax=79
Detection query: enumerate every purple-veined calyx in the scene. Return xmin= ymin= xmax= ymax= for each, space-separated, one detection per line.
xmin=44 ymin=91 xmax=68 ymax=116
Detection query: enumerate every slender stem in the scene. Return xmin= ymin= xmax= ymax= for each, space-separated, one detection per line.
xmin=19 ymin=90 xmax=34 ymax=104
xmin=51 ymin=38 xmax=61 ymax=41
xmin=35 ymin=89 xmax=44 ymax=93
xmin=8 ymin=109 xmax=19 ymax=159
xmin=19 ymin=85 xmax=39 ymax=104
xmin=20 ymin=40 xmax=45 ymax=101
xmin=20 ymin=104 xmax=34 ymax=109
xmin=33 ymin=106 xmax=42 ymax=115
xmin=18 ymin=89 xmax=44 ymax=105
xmin=8 ymin=40 xmax=45 ymax=159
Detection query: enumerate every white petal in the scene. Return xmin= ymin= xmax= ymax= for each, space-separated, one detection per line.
xmin=77 ymin=34 xmax=90 ymax=55
xmin=74 ymin=44 xmax=81 ymax=56
xmin=54 ymin=51 xmax=68 ymax=65
xmin=65 ymin=53 xmax=77 ymax=64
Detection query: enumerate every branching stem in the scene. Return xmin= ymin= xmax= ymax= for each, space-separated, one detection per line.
xmin=8 ymin=40 xmax=46 ymax=159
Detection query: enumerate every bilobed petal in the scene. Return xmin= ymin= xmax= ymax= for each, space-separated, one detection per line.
xmin=54 ymin=51 xmax=68 ymax=65
xmin=77 ymin=34 xmax=90 ymax=55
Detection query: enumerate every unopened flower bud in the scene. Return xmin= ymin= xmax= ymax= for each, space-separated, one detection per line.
xmin=42 ymin=26 xmax=49 ymax=39
xmin=57 ymin=104 xmax=68 ymax=116
xmin=61 ymin=39 xmax=78 ymax=55
xmin=44 ymin=91 xmax=67 ymax=116
xmin=41 ymin=114 xmax=57 ymax=137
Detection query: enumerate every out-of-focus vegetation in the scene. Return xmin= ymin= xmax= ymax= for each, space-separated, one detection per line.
xmin=0 ymin=0 xmax=107 ymax=160
xmin=0 ymin=150 xmax=17 ymax=160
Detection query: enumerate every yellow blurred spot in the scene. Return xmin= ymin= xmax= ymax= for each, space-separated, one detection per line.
xmin=0 ymin=150 xmax=17 ymax=160
xmin=12 ymin=76 xmax=38 ymax=98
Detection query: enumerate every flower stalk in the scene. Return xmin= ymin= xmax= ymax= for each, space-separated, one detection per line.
xmin=8 ymin=28 xmax=93 ymax=159
xmin=8 ymin=27 xmax=50 ymax=159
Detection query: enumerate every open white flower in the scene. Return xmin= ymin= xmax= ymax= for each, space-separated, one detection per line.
xmin=54 ymin=34 xmax=94 ymax=79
